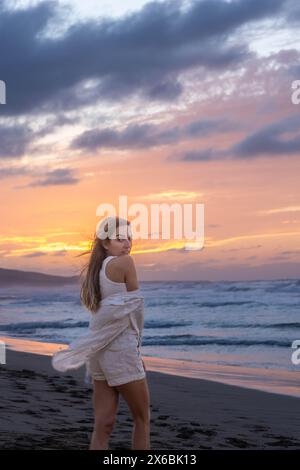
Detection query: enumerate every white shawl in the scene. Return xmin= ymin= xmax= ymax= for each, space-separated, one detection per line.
xmin=51 ymin=289 xmax=144 ymax=376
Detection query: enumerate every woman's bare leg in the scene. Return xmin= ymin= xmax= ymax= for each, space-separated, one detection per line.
xmin=114 ymin=377 xmax=151 ymax=450
xmin=89 ymin=379 xmax=119 ymax=450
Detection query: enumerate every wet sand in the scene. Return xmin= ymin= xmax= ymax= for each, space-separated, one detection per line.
xmin=1 ymin=345 xmax=300 ymax=450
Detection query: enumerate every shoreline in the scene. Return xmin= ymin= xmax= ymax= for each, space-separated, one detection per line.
xmin=1 ymin=335 xmax=300 ymax=399
xmin=1 ymin=345 xmax=300 ymax=449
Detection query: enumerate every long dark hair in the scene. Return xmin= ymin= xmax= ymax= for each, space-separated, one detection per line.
xmin=77 ymin=216 xmax=130 ymax=313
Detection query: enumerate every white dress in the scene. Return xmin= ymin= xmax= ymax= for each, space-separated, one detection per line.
xmin=51 ymin=255 xmax=146 ymax=386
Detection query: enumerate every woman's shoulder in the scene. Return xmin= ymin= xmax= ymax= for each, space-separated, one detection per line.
xmin=110 ymin=255 xmax=136 ymax=276
xmin=113 ymin=254 xmax=135 ymax=268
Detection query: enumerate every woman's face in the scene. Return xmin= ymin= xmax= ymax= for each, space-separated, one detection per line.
xmin=105 ymin=225 xmax=132 ymax=256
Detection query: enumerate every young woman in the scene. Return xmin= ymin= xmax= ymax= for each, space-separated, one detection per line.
xmin=79 ymin=216 xmax=151 ymax=450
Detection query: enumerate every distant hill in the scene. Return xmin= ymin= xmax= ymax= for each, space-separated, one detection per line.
xmin=0 ymin=267 xmax=79 ymax=286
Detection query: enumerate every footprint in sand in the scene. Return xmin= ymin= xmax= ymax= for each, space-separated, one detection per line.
xmin=225 ymin=437 xmax=253 ymax=448
xmin=157 ymin=415 xmax=170 ymax=420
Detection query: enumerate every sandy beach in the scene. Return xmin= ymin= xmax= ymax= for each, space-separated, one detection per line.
xmin=1 ymin=338 xmax=300 ymax=450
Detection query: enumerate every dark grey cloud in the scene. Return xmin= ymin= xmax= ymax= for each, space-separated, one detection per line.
xmin=0 ymin=165 xmax=28 ymax=179
xmin=71 ymin=117 xmax=233 ymax=151
xmin=0 ymin=0 xmax=286 ymax=116
xmin=171 ymin=148 xmax=215 ymax=162
xmin=0 ymin=114 xmax=77 ymax=162
xmin=71 ymin=122 xmax=181 ymax=150
xmin=185 ymin=118 xmax=235 ymax=137
xmin=285 ymin=0 xmax=300 ymax=23
xmin=147 ymin=79 xmax=183 ymax=100
xmin=0 ymin=124 xmax=34 ymax=158
xmin=34 ymin=114 xmax=78 ymax=138
xmin=27 ymin=168 xmax=80 ymax=187
xmin=172 ymin=113 xmax=300 ymax=162
xmin=231 ymin=114 xmax=300 ymax=158
xmin=0 ymin=165 xmax=80 ymax=187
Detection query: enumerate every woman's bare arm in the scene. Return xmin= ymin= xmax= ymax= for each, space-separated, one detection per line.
xmin=120 ymin=254 xmax=139 ymax=291
xmin=120 ymin=255 xmax=145 ymax=370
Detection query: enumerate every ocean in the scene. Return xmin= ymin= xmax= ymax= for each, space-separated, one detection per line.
xmin=0 ymin=279 xmax=299 ymax=373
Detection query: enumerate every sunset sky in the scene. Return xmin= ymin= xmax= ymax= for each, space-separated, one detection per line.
xmin=1 ymin=0 xmax=300 ymax=281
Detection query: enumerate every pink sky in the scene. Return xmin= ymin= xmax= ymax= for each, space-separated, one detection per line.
xmin=0 ymin=0 xmax=300 ymax=280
